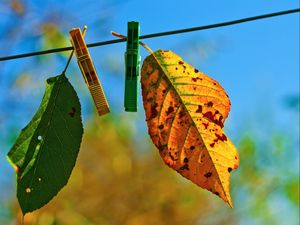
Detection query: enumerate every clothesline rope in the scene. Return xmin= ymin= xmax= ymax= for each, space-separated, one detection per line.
xmin=0 ymin=8 xmax=299 ymax=61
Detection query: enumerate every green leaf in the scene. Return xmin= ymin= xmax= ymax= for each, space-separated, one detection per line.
xmin=7 ymin=73 xmax=83 ymax=214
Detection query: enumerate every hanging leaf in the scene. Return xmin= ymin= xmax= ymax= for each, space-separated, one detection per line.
xmin=141 ymin=50 xmax=239 ymax=207
xmin=7 ymin=74 xmax=83 ymax=214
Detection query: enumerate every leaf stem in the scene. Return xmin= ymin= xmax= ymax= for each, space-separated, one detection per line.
xmin=62 ymin=26 xmax=88 ymax=75
xmin=111 ymin=31 xmax=154 ymax=54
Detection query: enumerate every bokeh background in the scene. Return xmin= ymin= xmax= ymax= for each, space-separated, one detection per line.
xmin=0 ymin=1 xmax=299 ymax=225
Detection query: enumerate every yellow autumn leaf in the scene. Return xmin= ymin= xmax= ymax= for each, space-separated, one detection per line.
xmin=141 ymin=49 xmax=239 ymax=207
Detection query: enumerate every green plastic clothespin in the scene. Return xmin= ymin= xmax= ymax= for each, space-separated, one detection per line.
xmin=124 ymin=21 xmax=140 ymax=112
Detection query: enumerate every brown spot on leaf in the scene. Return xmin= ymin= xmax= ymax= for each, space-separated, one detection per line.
xmin=204 ymin=172 xmax=212 ymax=178
xmin=150 ymin=103 xmax=158 ymax=119
xmin=196 ymin=105 xmax=202 ymax=113
xmin=184 ymin=157 xmax=189 ymax=163
xmin=215 ymin=133 xmax=227 ymax=142
xmin=207 ymin=101 xmax=213 ymax=107
xmin=180 ymin=164 xmax=189 ymax=170
xmin=166 ymin=106 xmax=174 ymax=116
xmin=218 ymin=115 xmax=223 ymax=124
xmin=178 ymin=61 xmax=184 ymax=65
xmin=158 ymin=124 xmax=164 ymax=130
xmin=203 ymin=111 xmax=214 ymax=121
xmin=69 ymin=112 xmax=75 ymax=117
xmin=69 ymin=106 xmax=76 ymax=117
xmin=214 ymin=191 xmax=220 ymax=196
xmin=168 ymin=152 xmax=178 ymax=161
xmin=228 ymin=167 xmax=232 ymax=172
xmin=190 ymin=146 xmax=195 ymax=150
xmin=210 ymin=143 xmax=215 ymax=147
xmin=202 ymin=122 xmax=209 ymax=129
xmin=179 ymin=110 xmax=186 ymax=119
xmin=194 ymin=69 xmax=199 ymax=73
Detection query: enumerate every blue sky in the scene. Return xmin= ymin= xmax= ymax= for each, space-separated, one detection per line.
xmin=0 ymin=0 xmax=299 ymax=221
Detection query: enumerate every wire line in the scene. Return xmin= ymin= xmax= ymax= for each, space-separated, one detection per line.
xmin=0 ymin=8 xmax=299 ymax=61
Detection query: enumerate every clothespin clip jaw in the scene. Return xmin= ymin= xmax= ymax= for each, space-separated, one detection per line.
xmin=124 ymin=21 xmax=141 ymax=112
xmin=69 ymin=28 xmax=110 ymax=116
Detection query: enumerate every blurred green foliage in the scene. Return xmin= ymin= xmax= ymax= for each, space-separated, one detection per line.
xmin=3 ymin=112 xmax=297 ymax=225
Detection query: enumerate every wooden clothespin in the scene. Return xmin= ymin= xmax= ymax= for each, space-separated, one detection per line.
xmin=69 ymin=27 xmax=110 ymax=116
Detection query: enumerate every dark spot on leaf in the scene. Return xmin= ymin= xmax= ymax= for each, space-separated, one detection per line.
xmin=207 ymin=101 xmax=213 ymax=107
xmin=158 ymin=124 xmax=164 ymax=130
xmin=215 ymin=120 xmax=224 ymax=128
xmin=69 ymin=112 xmax=75 ymax=117
xmin=150 ymin=103 xmax=158 ymax=119
xmin=235 ymin=156 xmax=238 ymax=160
xmin=210 ymin=143 xmax=215 ymax=147
xmin=157 ymin=141 xmax=167 ymax=152
xmin=196 ymin=105 xmax=202 ymax=113
xmin=180 ymin=164 xmax=189 ymax=170
xmin=168 ymin=152 xmax=178 ymax=161
xmin=203 ymin=111 xmax=224 ymax=127
xmin=178 ymin=61 xmax=184 ymax=65
xmin=214 ymin=191 xmax=220 ymax=196
xmin=204 ymin=172 xmax=212 ymax=178
xmin=69 ymin=107 xmax=77 ymax=117
xmin=203 ymin=111 xmax=214 ymax=121
xmin=215 ymin=133 xmax=227 ymax=142
xmin=179 ymin=110 xmax=186 ymax=119
xmin=213 ymin=82 xmax=217 ymax=85
xmin=146 ymin=97 xmax=153 ymax=102
xmin=202 ymin=123 xmax=209 ymax=129
xmin=191 ymin=77 xmax=201 ymax=82
xmin=175 ymin=67 xmax=178 ymax=70
xmin=228 ymin=167 xmax=232 ymax=172
xmin=166 ymin=106 xmax=174 ymax=116
xmin=162 ymin=89 xmax=166 ymax=94
xmin=194 ymin=69 xmax=199 ymax=73
xmin=184 ymin=158 xmax=189 ymax=163
xmin=190 ymin=146 xmax=195 ymax=150
xmin=219 ymin=115 xmax=223 ymax=124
